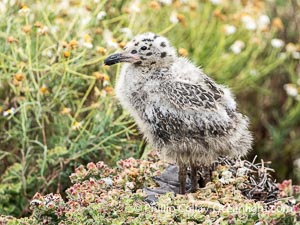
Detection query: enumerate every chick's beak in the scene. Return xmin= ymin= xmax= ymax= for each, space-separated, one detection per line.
xmin=104 ymin=52 xmax=140 ymax=65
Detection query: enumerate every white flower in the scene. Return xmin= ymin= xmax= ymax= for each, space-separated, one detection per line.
xmin=271 ymin=38 xmax=284 ymax=48
xmin=224 ymin=24 xmax=236 ymax=35
xmin=81 ymin=34 xmax=93 ymax=49
xmin=42 ymin=49 xmax=53 ymax=58
xmin=292 ymin=51 xmax=300 ymax=59
xmin=101 ymin=177 xmax=113 ymax=186
xmin=83 ymin=42 xmax=93 ymax=49
xmin=0 ymin=2 xmax=6 ymax=13
xmin=103 ymin=80 xmax=110 ymax=87
xmin=286 ymin=43 xmax=297 ymax=52
xmin=120 ymin=27 xmax=132 ymax=38
xmin=57 ymin=0 xmax=69 ymax=11
xmin=283 ymin=84 xmax=298 ymax=97
xmin=159 ymin=0 xmax=172 ymax=5
xmin=108 ymin=41 xmax=119 ymax=49
xmin=96 ymin=11 xmax=106 ymax=21
xmin=50 ymin=26 xmax=58 ymax=34
xmin=257 ymin=14 xmax=270 ymax=29
xmin=3 ymin=107 xmax=15 ymax=117
xmin=81 ymin=15 xmax=92 ymax=26
xmin=37 ymin=26 xmax=49 ymax=35
xmin=249 ymin=69 xmax=259 ymax=77
xmin=3 ymin=0 xmax=16 ymax=6
xmin=18 ymin=6 xmax=30 ymax=16
xmin=230 ymin=40 xmax=245 ymax=54
xmin=219 ymin=171 xmax=234 ymax=184
xmin=241 ymin=15 xmax=257 ymax=30
xmin=294 ymin=158 xmax=300 ymax=168
xmin=68 ymin=8 xmax=79 ymax=15
xmin=170 ymin=11 xmax=178 ymax=24
xmin=210 ymin=0 xmax=221 ymax=5
xmin=72 ymin=121 xmax=83 ymax=130
xmin=129 ymin=0 xmax=141 ymax=13
xmin=103 ymin=29 xmax=118 ymax=49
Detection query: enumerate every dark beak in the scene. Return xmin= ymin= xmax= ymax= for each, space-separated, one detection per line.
xmin=104 ymin=52 xmax=140 ymax=66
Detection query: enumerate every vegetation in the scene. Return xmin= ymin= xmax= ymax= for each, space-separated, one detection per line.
xmin=0 ymin=0 xmax=299 ymax=221
xmin=3 ymin=154 xmax=300 ymax=224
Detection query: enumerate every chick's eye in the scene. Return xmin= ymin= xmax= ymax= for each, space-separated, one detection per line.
xmin=131 ymin=50 xmax=137 ymax=54
xmin=140 ymin=46 xmax=147 ymax=51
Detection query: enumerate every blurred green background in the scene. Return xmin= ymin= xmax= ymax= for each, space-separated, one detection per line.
xmin=0 ymin=0 xmax=299 ymax=217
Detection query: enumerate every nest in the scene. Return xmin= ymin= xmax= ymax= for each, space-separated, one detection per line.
xmin=145 ymin=156 xmax=279 ymax=204
xmin=214 ymin=156 xmax=279 ymax=203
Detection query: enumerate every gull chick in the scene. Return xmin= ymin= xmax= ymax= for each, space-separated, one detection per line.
xmin=104 ymin=33 xmax=252 ymax=194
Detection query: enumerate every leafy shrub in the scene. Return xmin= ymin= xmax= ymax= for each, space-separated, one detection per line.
xmin=7 ymin=155 xmax=300 ymax=224
xmin=0 ymin=0 xmax=299 ymax=217
xmin=0 ymin=0 xmax=142 ymax=216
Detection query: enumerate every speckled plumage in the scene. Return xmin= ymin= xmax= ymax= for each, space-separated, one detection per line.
xmin=105 ymin=32 xmax=253 ymax=194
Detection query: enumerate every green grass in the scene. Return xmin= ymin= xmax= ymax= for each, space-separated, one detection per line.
xmin=0 ymin=0 xmax=299 ymax=218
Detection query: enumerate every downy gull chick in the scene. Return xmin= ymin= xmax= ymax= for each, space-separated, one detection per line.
xmin=104 ymin=32 xmax=253 ymax=194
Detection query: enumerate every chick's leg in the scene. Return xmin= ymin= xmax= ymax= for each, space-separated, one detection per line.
xmin=190 ymin=162 xmax=199 ymax=193
xmin=178 ymin=162 xmax=187 ymax=194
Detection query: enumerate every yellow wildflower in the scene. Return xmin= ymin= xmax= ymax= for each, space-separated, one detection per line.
xmin=178 ymin=48 xmax=188 ymax=57
xmin=61 ymin=107 xmax=71 ymax=115
xmin=63 ymin=51 xmax=71 ymax=58
xmin=174 ymin=1 xmax=182 ymax=8
xmin=61 ymin=41 xmax=68 ymax=48
xmin=97 ymin=46 xmax=107 ymax=55
xmin=93 ymin=72 xmax=109 ymax=81
xmin=95 ymin=28 xmax=103 ymax=35
xmin=119 ymin=42 xmax=126 ymax=48
xmin=14 ymin=73 xmax=25 ymax=82
xmin=272 ymin=17 xmax=284 ymax=31
xmin=22 ymin=25 xmax=31 ymax=33
xmin=253 ymin=0 xmax=265 ymax=11
xmin=177 ymin=14 xmax=186 ymax=26
xmin=69 ymin=40 xmax=78 ymax=49
xmin=7 ymin=36 xmax=18 ymax=43
xmin=82 ymin=34 xmax=93 ymax=49
xmin=149 ymin=1 xmax=161 ymax=10
xmin=18 ymin=5 xmax=30 ymax=15
xmin=34 ymin=21 xmax=43 ymax=28
xmin=3 ymin=107 xmax=15 ymax=117
xmin=72 ymin=121 xmax=83 ymax=130
xmin=83 ymin=34 xmax=91 ymax=42
xmin=104 ymin=86 xmax=114 ymax=95
xmin=213 ymin=9 xmax=226 ymax=20
xmin=40 ymin=85 xmax=49 ymax=94
xmin=189 ymin=3 xmax=197 ymax=10
xmin=90 ymin=102 xmax=100 ymax=108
